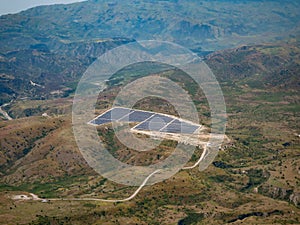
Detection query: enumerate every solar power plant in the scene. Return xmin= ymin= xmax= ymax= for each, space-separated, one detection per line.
xmin=89 ymin=107 xmax=201 ymax=134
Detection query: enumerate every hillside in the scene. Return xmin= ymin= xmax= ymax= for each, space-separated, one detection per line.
xmin=0 ymin=38 xmax=132 ymax=104
xmin=1 ymin=0 xmax=300 ymax=52
xmin=1 ymin=0 xmax=300 ymax=104
xmin=0 ymin=41 xmax=299 ymax=224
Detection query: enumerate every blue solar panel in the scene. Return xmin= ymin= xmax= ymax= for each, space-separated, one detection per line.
xmin=145 ymin=114 xmax=173 ymax=123
xmin=102 ymin=107 xmax=132 ymax=120
xmin=134 ymin=121 xmax=167 ymax=131
xmin=119 ymin=110 xmax=154 ymax=122
xmin=90 ymin=118 xmax=112 ymax=125
xmin=90 ymin=107 xmax=131 ymax=125
xmin=161 ymin=120 xmax=200 ymax=134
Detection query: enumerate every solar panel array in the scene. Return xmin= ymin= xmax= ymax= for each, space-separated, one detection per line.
xmin=89 ymin=107 xmax=200 ymax=134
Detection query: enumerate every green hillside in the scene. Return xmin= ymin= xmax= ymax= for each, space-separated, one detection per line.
xmin=0 ymin=41 xmax=299 ymax=224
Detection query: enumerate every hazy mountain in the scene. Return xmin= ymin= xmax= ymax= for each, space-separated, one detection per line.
xmin=1 ymin=0 xmax=300 ymax=104
xmin=1 ymin=0 xmax=300 ymax=52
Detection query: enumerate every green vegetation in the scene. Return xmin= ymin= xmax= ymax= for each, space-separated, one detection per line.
xmin=242 ymin=169 xmax=270 ymax=191
xmin=0 ymin=37 xmax=299 ymax=224
xmin=4 ymin=176 xmax=88 ymax=198
xmin=178 ymin=212 xmax=204 ymax=225
xmin=1 ymin=0 xmax=300 ymax=104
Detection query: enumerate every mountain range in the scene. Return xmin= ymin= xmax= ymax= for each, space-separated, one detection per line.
xmin=1 ymin=0 xmax=300 ymax=104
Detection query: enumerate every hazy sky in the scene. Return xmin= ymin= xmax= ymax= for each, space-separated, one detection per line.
xmin=0 ymin=0 xmax=86 ymax=15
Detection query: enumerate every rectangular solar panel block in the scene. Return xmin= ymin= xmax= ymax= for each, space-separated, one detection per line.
xmin=170 ymin=119 xmax=181 ymax=124
xmin=180 ymin=125 xmax=199 ymax=134
xmin=99 ymin=107 xmax=132 ymax=120
xmin=161 ymin=120 xmax=200 ymax=134
xmin=160 ymin=123 xmax=181 ymax=133
xmin=119 ymin=110 xmax=154 ymax=122
xmin=147 ymin=114 xmax=174 ymax=124
xmin=134 ymin=121 xmax=166 ymax=131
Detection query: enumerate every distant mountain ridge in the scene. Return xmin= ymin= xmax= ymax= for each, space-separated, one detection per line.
xmin=1 ymin=0 xmax=300 ymax=103
xmin=1 ymin=0 xmax=300 ymax=53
